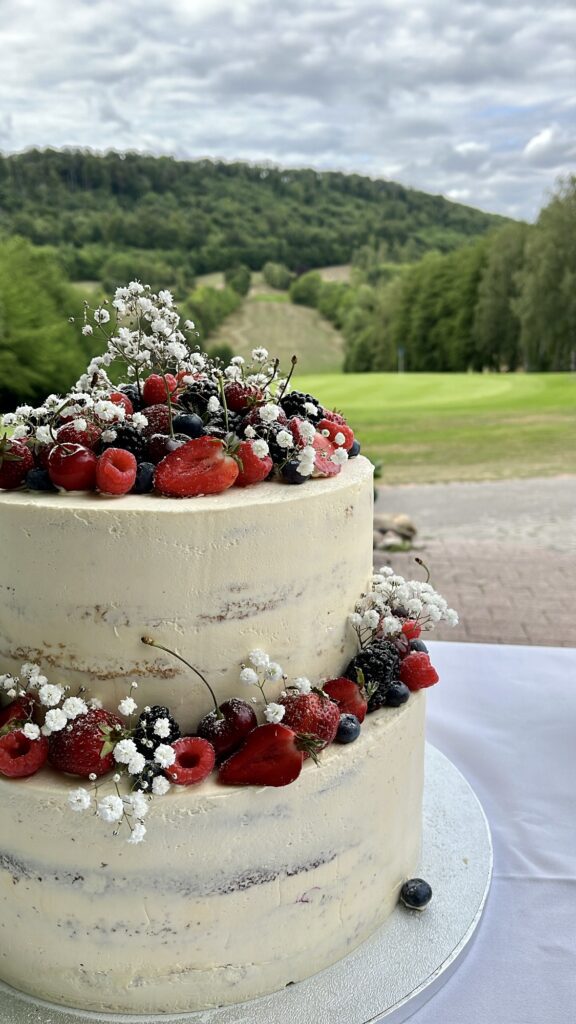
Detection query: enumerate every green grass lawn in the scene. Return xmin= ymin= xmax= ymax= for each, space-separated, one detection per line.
xmin=297 ymin=373 xmax=576 ymax=483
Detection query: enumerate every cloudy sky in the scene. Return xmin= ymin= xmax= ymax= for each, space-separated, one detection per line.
xmin=1 ymin=0 xmax=574 ymax=221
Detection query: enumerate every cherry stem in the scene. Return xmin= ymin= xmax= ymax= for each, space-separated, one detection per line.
xmin=141 ymin=637 xmax=223 ymax=718
xmin=414 ymin=557 xmax=431 ymax=584
xmin=277 ymin=355 xmax=297 ymax=400
xmin=163 ymin=377 xmax=175 ymax=438
xmin=217 ymin=374 xmax=229 ymax=433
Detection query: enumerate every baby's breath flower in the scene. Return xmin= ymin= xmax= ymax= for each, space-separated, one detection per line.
xmin=240 ymin=667 xmax=259 ymax=686
xmin=127 ymin=821 xmax=147 ymax=844
xmin=153 ymin=717 xmax=171 ymax=739
xmin=362 ymin=609 xmax=380 ymax=630
xmin=118 ymin=697 xmax=138 ymax=717
xmin=248 ymin=649 xmax=270 ymax=670
xmin=127 ymin=752 xmax=147 ymax=775
xmin=259 ymin=403 xmax=281 ymax=424
xmin=330 ymin=447 xmax=348 ymax=466
xmin=154 ymin=744 xmax=176 ymax=769
xmin=292 ymin=676 xmax=312 ymax=695
xmin=252 ymin=439 xmax=269 ymax=459
xmin=124 ymin=791 xmax=149 ymax=819
xmin=94 ymin=308 xmax=111 ymax=325
xmin=131 ymin=412 xmax=148 ymax=430
xmin=44 ymin=708 xmax=68 ymax=732
xmin=152 ymin=775 xmax=171 ymax=796
xmin=97 ymin=794 xmax=124 ymax=823
xmin=276 ymin=429 xmax=294 ymax=450
xmin=207 ymin=396 xmax=221 ymax=413
xmin=22 ymin=723 xmax=40 ymax=741
xmin=82 ymin=324 xmax=93 ymax=336
xmin=114 ymin=739 xmax=138 ymax=764
xmin=68 ymin=788 xmax=92 ymax=813
xmin=264 ymin=661 xmax=283 ymax=683
xmin=39 ymin=683 xmax=64 ymax=708
xmin=61 ymin=697 xmax=88 ymax=720
xmin=251 ymin=347 xmax=269 ymax=362
xmin=264 ymin=702 xmax=285 ymax=724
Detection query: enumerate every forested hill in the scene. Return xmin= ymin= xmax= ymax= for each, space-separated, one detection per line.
xmin=0 ymin=149 xmax=507 ymax=277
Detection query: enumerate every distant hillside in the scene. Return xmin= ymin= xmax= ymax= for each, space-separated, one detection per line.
xmin=0 ymin=149 xmax=508 ymax=282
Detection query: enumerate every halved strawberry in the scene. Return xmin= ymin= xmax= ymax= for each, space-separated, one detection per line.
xmin=317 ymin=417 xmax=354 ymax=451
xmin=218 ymin=724 xmax=304 ymax=787
xmin=0 ymin=731 xmax=48 ymax=778
xmin=234 ymin=439 xmax=273 ymax=487
xmin=323 ymin=677 xmax=368 ymax=723
xmin=279 ymin=692 xmax=340 ymax=755
xmin=154 ymin=437 xmax=239 ymax=497
xmin=48 ymin=708 xmax=123 ymax=777
xmin=168 ymin=736 xmax=215 ymax=785
xmin=311 ymin=432 xmax=341 ymax=477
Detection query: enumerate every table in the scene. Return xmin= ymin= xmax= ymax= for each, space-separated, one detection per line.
xmin=416 ymin=641 xmax=576 ymax=1024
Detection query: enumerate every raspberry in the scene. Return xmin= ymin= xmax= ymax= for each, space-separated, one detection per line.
xmin=402 ymin=620 xmax=422 ymax=640
xmin=0 ymin=437 xmax=34 ymax=490
xmin=399 ymin=652 xmax=439 ymax=691
xmin=169 ymin=737 xmax=216 ymax=785
xmin=109 ymin=391 xmax=134 ymax=417
xmin=96 ymin=448 xmax=138 ymax=495
xmin=0 ymin=730 xmax=49 ymax=778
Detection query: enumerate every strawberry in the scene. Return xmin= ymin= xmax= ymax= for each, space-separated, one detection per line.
xmin=48 ymin=708 xmax=123 ymax=777
xmin=234 ymin=439 xmax=273 ymax=487
xmin=279 ymin=691 xmax=340 ymax=754
xmin=0 ymin=694 xmax=36 ymax=731
xmin=142 ymin=373 xmax=178 ymax=406
xmin=0 ymin=436 xmax=34 ymax=490
xmin=321 ymin=408 xmax=347 ymax=426
xmin=48 ymin=443 xmax=98 ymax=491
xmin=323 ymin=677 xmax=368 ymax=723
xmin=109 ymin=391 xmax=134 ymax=417
xmin=154 ymin=437 xmax=239 ymax=498
xmin=399 ymin=652 xmax=439 ymax=691
xmin=96 ymin=448 xmax=137 ymax=495
xmin=224 ymin=382 xmax=263 ymax=413
xmin=311 ymin=432 xmax=341 ymax=477
xmin=0 ymin=730 xmax=48 ymax=778
xmin=402 ymin=620 xmax=422 ymax=640
xmin=218 ymin=724 xmax=305 ymax=787
xmin=317 ymin=417 xmax=354 ymax=451
xmin=168 ymin=736 xmax=216 ymax=785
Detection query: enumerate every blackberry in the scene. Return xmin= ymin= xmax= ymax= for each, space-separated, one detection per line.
xmin=133 ymin=705 xmax=181 ymax=755
xmin=345 ymin=639 xmax=402 ymax=712
xmin=118 ymin=383 xmax=144 ymax=412
xmin=280 ymin=390 xmax=322 ymax=424
xmin=101 ymin=425 xmax=147 ymax=461
xmin=204 ymin=411 xmax=243 ymax=440
xmin=132 ymin=761 xmax=166 ymax=792
xmin=179 ymin=379 xmax=219 ymax=415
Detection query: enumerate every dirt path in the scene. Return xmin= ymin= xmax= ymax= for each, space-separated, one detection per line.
xmin=374 ymin=477 xmax=576 ymax=647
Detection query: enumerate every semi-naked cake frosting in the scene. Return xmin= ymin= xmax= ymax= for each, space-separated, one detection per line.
xmin=0 ymin=456 xmax=427 ymax=1014
xmin=0 ymin=458 xmax=373 ymax=728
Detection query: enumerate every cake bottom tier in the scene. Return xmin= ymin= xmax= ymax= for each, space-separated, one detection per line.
xmin=0 ymin=693 xmax=424 ymax=1015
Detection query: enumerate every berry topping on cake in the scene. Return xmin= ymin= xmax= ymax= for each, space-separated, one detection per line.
xmin=197 ymin=698 xmax=258 ymax=758
xmin=399 ymin=652 xmax=439 ymax=691
xmin=25 ymin=467 xmax=57 ymax=491
xmin=47 ymin=443 xmax=98 ymax=491
xmin=172 ymin=413 xmax=206 ymax=439
xmin=409 ymin=638 xmax=429 ymax=654
xmin=141 ymin=403 xmax=172 ymax=439
xmin=281 ymin=459 xmax=311 ymax=485
xmin=146 ymin=432 xmax=189 ymax=464
xmin=279 ymin=691 xmax=340 ymax=755
xmin=101 ymin=424 xmax=148 ymax=462
xmin=132 ymin=760 xmax=166 ymax=792
xmin=345 ymin=639 xmax=401 ymax=698
xmin=133 ymin=706 xmax=181 ymax=755
xmin=154 ymin=437 xmax=239 ymax=497
xmin=316 ymin=418 xmax=355 ymax=451
xmin=0 ymin=730 xmax=49 ymax=778
xmin=117 ymin=383 xmax=144 ymax=412
xmin=109 ymin=391 xmax=134 ymax=417
xmin=335 ymin=713 xmax=362 ymax=744
xmin=142 ymin=373 xmax=178 ymax=406
xmin=323 ymin=677 xmax=368 ymax=723
xmin=348 ymin=438 xmax=361 ymax=458
xmin=218 ymin=723 xmax=305 ymax=788
xmin=311 ymin=432 xmax=343 ymax=477
xmin=56 ymin=422 xmax=102 ymax=450
xmin=0 ymin=437 xmax=34 ymax=490
xmin=224 ymin=382 xmax=263 ymax=413
xmin=234 ymin=439 xmax=274 ymax=487
xmin=132 ymin=461 xmax=155 ymax=493
xmin=96 ymin=448 xmax=137 ymax=495
xmin=400 ymin=878 xmax=433 ymax=910
xmin=179 ymin=378 xmax=220 ymax=415
xmin=168 ymin=736 xmax=216 ymax=785
xmin=280 ymin=391 xmax=322 ymax=424
xmin=0 ymin=694 xmax=36 ymax=730
xmin=48 ymin=708 xmax=123 ymax=777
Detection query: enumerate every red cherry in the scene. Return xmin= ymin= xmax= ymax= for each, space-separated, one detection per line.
xmin=196 ymin=698 xmax=258 ymax=758
xmin=168 ymin=737 xmax=216 ymax=785
xmin=96 ymin=448 xmax=137 ymax=495
xmin=0 ymin=730 xmax=49 ymax=778
xmin=48 ymin=444 xmax=98 ymax=491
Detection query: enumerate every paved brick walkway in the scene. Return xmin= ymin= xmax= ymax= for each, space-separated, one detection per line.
xmin=374 ymin=477 xmax=576 ymax=647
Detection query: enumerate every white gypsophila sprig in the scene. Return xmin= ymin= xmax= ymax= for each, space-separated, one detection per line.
xmin=240 ymin=651 xmax=286 ymax=709
xmin=264 ymin=702 xmax=285 ymax=724
xmin=350 ymin=567 xmax=459 ymax=648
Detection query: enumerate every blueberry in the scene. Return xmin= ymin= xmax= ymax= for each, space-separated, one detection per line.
xmin=281 ymin=460 xmax=310 ymax=485
xmin=410 ymin=638 xmax=429 ymax=654
xmin=25 ymin=468 xmax=56 ymax=491
xmin=173 ymin=413 xmax=205 ymax=439
xmin=335 ymin=713 xmax=361 ymax=744
xmin=118 ymin=383 xmax=144 ymax=411
xmin=348 ymin=439 xmax=361 ymax=458
xmin=400 ymin=878 xmax=433 ymax=911
xmin=384 ymin=681 xmax=410 ymax=707
xmin=132 ymin=462 xmax=155 ymax=494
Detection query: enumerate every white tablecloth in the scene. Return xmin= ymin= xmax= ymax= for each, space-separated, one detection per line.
xmin=415 ymin=641 xmax=576 ymax=1024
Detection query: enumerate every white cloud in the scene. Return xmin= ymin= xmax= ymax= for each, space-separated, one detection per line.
xmin=0 ymin=0 xmax=574 ymax=220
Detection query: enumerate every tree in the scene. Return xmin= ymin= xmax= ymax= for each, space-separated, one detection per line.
xmin=224 ymin=265 xmax=251 ymax=296
xmin=472 ymin=223 xmax=528 ymax=370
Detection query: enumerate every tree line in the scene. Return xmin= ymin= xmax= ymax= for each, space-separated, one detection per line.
xmin=284 ymin=177 xmax=576 ymax=373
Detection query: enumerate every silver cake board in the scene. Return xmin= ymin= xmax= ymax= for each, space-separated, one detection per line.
xmin=0 ymin=744 xmax=492 ymax=1024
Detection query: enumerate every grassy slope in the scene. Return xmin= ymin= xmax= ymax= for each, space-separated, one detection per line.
xmin=297 ymin=373 xmax=576 ymax=484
